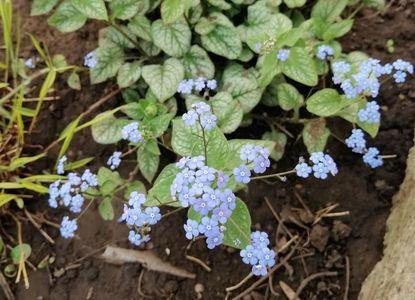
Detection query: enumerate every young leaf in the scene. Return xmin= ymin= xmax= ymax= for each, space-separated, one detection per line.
xmin=147 ymin=113 xmax=174 ymax=138
xmin=303 ymin=118 xmax=331 ymax=154
xmin=67 ymin=72 xmax=81 ymax=90
xmin=48 ymin=1 xmax=87 ymax=33
xmin=161 ymin=0 xmax=186 ymax=24
xmin=151 ymin=18 xmax=191 ymax=57
xmin=124 ymin=180 xmax=147 ymax=199
xmin=138 ymin=141 xmax=160 ymax=183
xmin=117 ymin=62 xmax=142 ymax=88
xmin=306 ymin=88 xmax=350 ymax=117
xmin=222 ymin=198 xmax=251 ymax=249
xmin=31 ymin=0 xmax=59 ymax=16
xmin=281 ymin=47 xmax=318 ymax=86
xmin=128 ymin=14 xmax=152 ymax=42
xmin=99 ymin=197 xmax=114 ymax=220
xmin=99 ymin=26 xmax=136 ymax=49
xmin=71 ymin=0 xmax=108 ymax=20
xmin=110 ymin=0 xmax=141 ymax=20
xmin=210 ymin=92 xmax=243 ymax=134
xmin=10 ymin=244 xmax=31 ymax=265
xmin=277 ymin=83 xmax=304 ymax=111
xmin=97 ymin=167 xmax=124 ymax=195
xmin=91 ymin=114 xmax=128 ymax=144
xmin=142 ymin=58 xmax=184 ymax=102
xmin=171 ymin=119 xmax=230 ymax=169
xmin=322 ymin=19 xmax=354 ymax=40
xmin=223 ymin=76 xmax=262 ymax=114
xmin=311 ymin=0 xmax=348 ymax=23
xmin=147 ymin=163 xmax=181 ymax=206
xmin=200 ymin=13 xmax=242 ymax=59
xmin=182 ymin=45 xmax=215 ymax=79
xmin=90 ymin=45 xmax=125 ymax=84
xmin=258 ymin=52 xmax=282 ymax=87
xmin=262 ymin=131 xmax=287 ymax=161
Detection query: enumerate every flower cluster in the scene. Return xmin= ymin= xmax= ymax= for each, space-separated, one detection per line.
xmin=121 ymin=122 xmax=142 ymax=144
xmin=316 ymin=45 xmax=334 ymax=60
xmin=295 ymin=152 xmax=338 ymax=179
xmin=240 ymin=231 xmax=276 ymax=276
xmin=120 ymin=192 xmax=161 ymax=246
xmin=182 ymin=102 xmax=217 ymax=131
xmin=358 ymin=101 xmax=380 ymax=123
xmin=48 ymin=164 xmax=98 ymax=239
xmin=172 ymin=156 xmax=236 ymax=249
xmin=177 ymin=77 xmax=217 ymax=94
xmin=84 ymin=51 xmax=97 ymax=68
xmin=276 ymin=49 xmax=290 ymax=61
xmin=57 ymin=155 xmax=67 ymax=174
xmin=345 ymin=129 xmax=366 ymax=154
xmin=234 ymin=145 xmax=271 ymax=184
xmin=107 ymin=151 xmax=122 ymax=170
xmin=25 ymin=58 xmax=35 ymax=69
xmin=363 ymin=147 xmax=384 ymax=168
xmin=331 ymin=58 xmax=413 ymax=99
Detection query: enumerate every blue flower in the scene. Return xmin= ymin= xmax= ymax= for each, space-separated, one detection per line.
xmin=107 ymin=151 xmax=122 ymax=170
xmin=25 ymin=58 xmax=35 ymax=69
xmin=68 ymin=172 xmax=81 ymax=186
xmin=81 ymin=169 xmax=98 ymax=187
xmin=212 ymin=204 xmax=232 ymax=224
xmin=253 ymin=156 xmax=270 ymax=174
xmin=295 ymin=162 xmax=312 ymax=178
xmin=192 ymin=102 xmax=211 ymax=114
xmin=60 ymin=216 xmax=78 ymax=239
xmin=69 ymin=194 xmax=84 ymax=213
xmin=84 ymin=51 xmax=97 ymax=68
xmin=194 ymin=198 xmax=210 ymax=216
xmin=121 ymin=122 xmax=142 ymax=144
xmin=363 ymin=147 xmax=384 ymax=168
xmin=194 ymin=77 xmax=206 ymax=91
xmin=223 ymin=189 xmax=236 ymax=210
xmin=310 ymin=152 xmax=325 ymax=164
xmin=206 ymin=231 xmax=224 ymax=249
xmin=48 ymin=180 xmax=60 ymax=208
xmin=57 ymin=155 xmax=67 ymax=174
xmin=144 ymin=207 xmax=161 ymax=225
xmin=216 ymin=171 xmax=229 ymax=189
xmin=393 ymin=71 xmax=407 ymax=83
xmin=186 ymin=156 xmax=205 ymax=170
xmin=182 ymin=110 xmax=198 ymax=126
xmin=240 ymin=245 xmax=258 ymax=265
xmin=316 ymin=45 xmax=334 ymax=60
xmin=129 ymin=191 xmax=146 ymax=207
xmin=252 ymin=264 xmax=267 ymax=276
xmin=312 ymin=162 xmax=329 ymax=179
xmin=233 ymin=164 xmax=251 ymax=184
xmin=184 ymin=219 xmax=200 ymax=240
xmin=128 ymin=230 xmax=143 ymax=246
xmin=198 ymin=217 xmax=219 ymax=237
xmin=176 ymin=157 xmax=190 ymax=169
xmin=200 ymin=114 xmax=217 ymax=131
xmin=206 ymin=79 xmax=217 ymax=90
xmin=332 ymin=61 xmax=350 ymax=76
xmin=196 ymin=166 xmax=216 ymax=183
xmin=276 ymin=49 xmax=290 ymax=61
xmin=258 ymin=248 xmax=276 ymax=267
xmin=240 ymin=144 xmax=256 ymax=161
xmin=345 ymin=129 xmax=366 ymax=154
xmin=251 ymin=231 xmax=270 ymax=248
xmin=358 ymin=101 xmax=380 ymax=123
xmin=177 ymin=79 xmax=194 ymax=94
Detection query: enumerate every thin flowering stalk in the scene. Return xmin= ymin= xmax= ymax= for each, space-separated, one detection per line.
xmin=76 ymin=198 xmax=95 ymax=220
xmin=161 ymin=207 xmax=186 ymax=219
xmin=251 ymin=169 xmax=297 ymax=180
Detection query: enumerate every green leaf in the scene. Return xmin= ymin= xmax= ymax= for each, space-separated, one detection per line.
xmin=99 ymin=197 xmax=114 ymax=220
xmin=276 ymin=28 xmax=304 ymax=48
xmin=258 ymin=52 xmax=282 ymax=87
xmin=110 ymin=0 xmax=141 ymax=20
xmin=336 ymin=102 xmax=359 ymax=123
xmin=97 ymin=167 xmax=124 ymax=195
xmin=182 ymin=45 xmax=215 ymax=79
xmin=99 ymin=26 xmax=136 ymax=49
xmin=64 ymin=157 xmax=94 ymax=171
xmin=281 ymin=47 xmax=318 ymax=86
xmin=67 ymin=72 xmax=81 ymax=90
xmin=311 ymin=0 xmax=348 ymax=23
xmin=277 ymin=83 xmax=304 ymax=111
xmin=147 ymin=163 xmax=181 ymax=206
xmin=91 ymin=114 xmax=127 ymax=144
xmin=262 ymin=131 xmax=287 ymax=161
xmin=142 ymin=58 xmax=184 ymax=102
xmin=171 ymin=119 xmax=230 ymax=169
xmin=223 ymin=76 xmax=262 ymax=114
xmin=358 ymin=121 xmax=380 ymax=138
xmin=226 ymin=139 xmax=276 ymax=170
xmin=128 ymin=14 xmax=152 ymax=42
xmin=283 ymin=0 xmax=306 ymax=8
xmin=322 ymin=19 xmax=353 ymax=40
xmin=223 ymin=198 xmax=251 ymax=249
xmin=363 ymin=0 xmax=385 ymax=9
xmin=307 ymin=88 xmax=351 ymax=117
xmin=71 ymin=0 xmax=108 ymax=20
xmin=117 ymin=62 xmax=142 ymax=88
xmin=138 ymin=141 xmax=160 ymax=183
xmin=10 ymin=244 xmax=31 ymax=265
xmin=124 ymin=180 xmax=147 ymax=199
xmin=303 ymin=118 xmax=331 ymax=154
xmin=210 ymin=92 xmax=243 ymax=134
xmin=161 ymin=0 xmax=185 ymax=24
xmin=261 ymin=74 xmax=285 ymax=107
xmin=48 ymin=1 xmax=87 ymax=32
xmin=9 ymin=154 xmax=46 ymax=171
xmin=147 ymin=113 xmax=174 ymax=138
xmin=151 ymin=18 xmax=191 ymax=57
xmin=207 ymin=0 xmax=231 ymax=9
xmin=31 ymin=0 xmax=59 ymax=15
xmin=90 ymin=45 xmax=124 ymax=84
xmin=139 ymin=40 xmax=161 ymax=56
xmin=0 ymin=194 xmax=18 ymax=207
xmin=200 ymin=13 xmax=242 ymax=59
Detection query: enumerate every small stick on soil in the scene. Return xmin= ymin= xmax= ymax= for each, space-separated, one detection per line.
xmin=225 ymin=273 xmax=253 ymax=293
xmin=24 ymin=209 xmax=55 ymax=244
xmin=264 ymin=197 xmax=294 ymax=238
xmin=295 ymin=271 xmax=338 ymax=297
xmin=268 ymin=273 xmax=278 ymax=296
xmin=343 ymin=256 xmax=350 ymax=300
xmin=293 ymin=190 xmax=313 ymax=216
xmin=32 ymin=213 xmax=61 ymax=229
xmin=185 ymin=255 xmax=211 ymax=272
xmin=0 ymin=271 xmax=14 ymax=300
xmin=137 ymin=269 xmax=152 ymax=299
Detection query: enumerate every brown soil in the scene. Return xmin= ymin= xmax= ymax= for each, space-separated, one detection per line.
xmin=3 ymin=1 xmax=415 ymax=300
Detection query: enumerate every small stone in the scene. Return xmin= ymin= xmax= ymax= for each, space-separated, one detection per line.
xmin=194 ymin=283 xmax=204 ymax=293
xmin=310 ymin=224 xmax=330 ymax=252
xmin=165 ymin=248 xmax=171 ymax=256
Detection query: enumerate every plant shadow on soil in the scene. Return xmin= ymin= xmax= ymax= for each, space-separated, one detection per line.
xmin=4 ymin=1 xmax=415 ymax=299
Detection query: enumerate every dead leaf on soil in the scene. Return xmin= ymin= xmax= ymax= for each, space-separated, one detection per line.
xmin=100 ymin=246 xmax=196 ymax=279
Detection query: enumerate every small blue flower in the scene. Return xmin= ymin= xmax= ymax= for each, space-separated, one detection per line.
xmin=48 ymin=180 xmax=60 ymax=208
xmin=198 ymin=217 xmax=219 ymax=237
xmin=57 ymin=155 xmax=67 ymax=174
xmin=310 ymin=152 xmax=325 ymax=164
xmin=312 ymin=162 xmax=329 ymax=179
xmin=363 ymin=147 xmax=384 ymax=168
xmin=257 ymin=248 xmax=276 ymax=267
xmin=69 ymin=194 xmax=84 ymax=213
xmin=206 ymin=79 xmax=217 ymax=90
xmin=186 ymin=156 xmax=205 ymax=170
xmin=196 ymin=166 xmax=216 ymax=183
xmin=194 ymin=198 xmax=210 ymax=216
xmin=295 ymin=162 xmax=312 ymax=178
xmin=121 ymin=122 xmax=142 ymax=144
xmin=316 ymin=45 xmax=334 ymax=60
xmin=25 ymin=58 xmax=35 ymax=69
xmin=129 ymin=192 xmax=146 ymax=207
xmin=358 ymin=101 xmax=380 ymax=123
xmin=176 ymin=157 xmax=190 ymax=169
xmin=200 ymin=113 xmax=217 ymax=131
xmin=192 ymin=102 xmax=211 ymax=114
xmin=202 ymin=187 xmax=221 ymax=208
xmin=81 ymin=169 xmax=98 ymax=187
xmin=252 ymin=264 xmax=267 ymax=276
xmin=177 ymin=79 xmax=194 ymax=94
xmin=107 ymin=151 xmax=122 ymax=170
xmin=60 ymin=216 xmax=78 ymax=239
xmin=255 ymin=43 xmax=262 ymax=51
xmin=184 ymin=219 xmax=200 ymax=240
xmin=216 ymin=171 xmax=229 ymax=189
xmin=68 ymin=172 xmax=81 ymax=186
xmin=206 ymin=231 xmax=223 ymax=249
xmin=345 ymin=129 xmax=366 ymax=154
xmin=178 ymin=187 xmax=196 ymax=207
xmin=84 ymin=51 xmax=97 ymax=68
xmin=253 ymin=156 xmax=270 ymax=174
xmin=194 ymin=77 xmax=206 ymax=91
xmin=233 ymin=164 xmax=251 ymax=184
xmin=240 ymin=245 xmax=258 ymax=265
xmin=128 ymin=230 xmax=143 ymax=246
xmin=393 ymin=71 xmax=407 ymax=83
xmin=212 ymin=204 xmax=232 ymax=224
xmin=332 ymin=61 xmax=351 ymax=76
xmin=144 ymin=207 xmax=161 ymax=225
xmin=182 ymin=110 xmax=198 ymax=126
xmin=251 ymin=231 xmax=270 ymax=248
xmin=276 ymin=49 xmax=290 ymax=61
xmin=240 ymin=144 xmax=256 ymax=161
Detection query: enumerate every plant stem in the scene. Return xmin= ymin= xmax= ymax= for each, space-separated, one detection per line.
xmin=162 ymin=207 xmax=185 ymax=219
xmin=251 ymin=169 xmax=296 ymax=180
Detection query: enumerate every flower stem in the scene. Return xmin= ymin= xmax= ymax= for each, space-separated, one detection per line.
xmin=251 ymin=169 xmax=296 ymax=180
